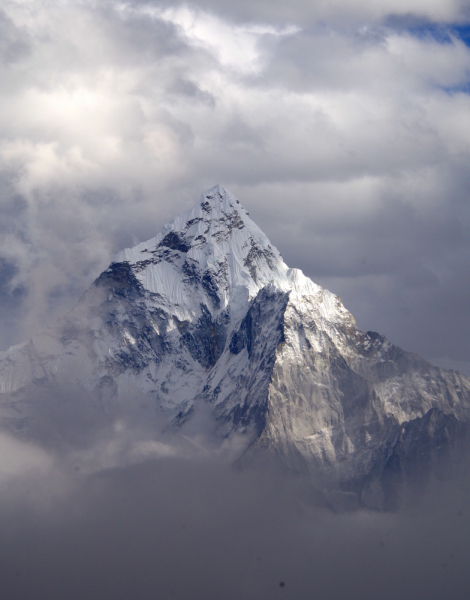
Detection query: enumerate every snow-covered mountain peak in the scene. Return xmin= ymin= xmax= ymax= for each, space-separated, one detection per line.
xmin=191 ymin=184 xmax=248 ymax=219
xmin=112 ymin=187 xmax=283 ymax=316
xmin=110 ymin=186 xmax=352 ymax=327
xmin=2 ymin=185 xmax=470 ymax=510
xmin=115 ymin=185 xmax=255 ymax=258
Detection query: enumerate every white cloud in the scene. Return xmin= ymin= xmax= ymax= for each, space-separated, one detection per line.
xmin=0 ymin=0 xmax=469 ymax=361
xmin=151 ymin=4 xmax=299 ymax=74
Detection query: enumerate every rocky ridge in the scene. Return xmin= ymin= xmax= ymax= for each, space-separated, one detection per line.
xmin=1 ymin=185 xmax=469 ymax=508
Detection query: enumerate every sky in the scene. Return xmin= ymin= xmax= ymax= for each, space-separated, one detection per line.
xmin=1 ymin=1 xmax=470 ymax=375
xmin=2 ymin=2 xmax=470 ymax=596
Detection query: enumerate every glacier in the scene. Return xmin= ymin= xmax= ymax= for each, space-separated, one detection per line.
xmin=1 ymin=184 xmax=470 ymax=508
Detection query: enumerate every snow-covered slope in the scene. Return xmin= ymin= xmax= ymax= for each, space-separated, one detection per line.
xmin=1 ymin=185 xmax=470 ymax=507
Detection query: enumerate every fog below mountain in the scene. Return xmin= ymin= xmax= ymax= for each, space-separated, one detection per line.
xmin=1 ymin=400 xmax=470 ymax=600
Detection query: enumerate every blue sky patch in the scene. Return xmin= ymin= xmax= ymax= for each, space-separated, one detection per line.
xmin=452 ymin=24 xmax=470 ymax=47
xmin=384 ymin=15 xmax=470 ymax=47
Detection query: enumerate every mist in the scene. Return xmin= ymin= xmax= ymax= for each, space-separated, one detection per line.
xmin=1 ymin=425 xmax=470 ymax=600
xmin=0 ymin=379 xmax=467 ymax=600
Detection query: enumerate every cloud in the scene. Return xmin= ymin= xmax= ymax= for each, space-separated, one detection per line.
xmin=0 ymin=432 xmax=53 ymax=479
xmin=0 ymin=0 xmax=469 ymax=367
xmin=1 ymin=438 xmax=470 ymax=600
xmin=157 ymin=0 xmax=469 ymax=27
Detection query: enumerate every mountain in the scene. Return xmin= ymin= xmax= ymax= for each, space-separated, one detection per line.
xmin=1 ymin=185 xmax=470 ymax=508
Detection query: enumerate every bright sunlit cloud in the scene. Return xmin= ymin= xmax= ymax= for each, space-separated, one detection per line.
xmin=118 ymin=2 xmax=300 ymax=74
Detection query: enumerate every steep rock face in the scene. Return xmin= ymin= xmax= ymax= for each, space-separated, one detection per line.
xmin=1 ymin=185 xmax=470 ymax=505
xmin=251 ymin=294 xmax=470 ymax=497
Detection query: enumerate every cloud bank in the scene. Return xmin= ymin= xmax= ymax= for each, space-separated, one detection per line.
xmin=0 ymin=1 xmax=470 ymax=370
xmin=1 ymin=426 xmax=470 ymax=600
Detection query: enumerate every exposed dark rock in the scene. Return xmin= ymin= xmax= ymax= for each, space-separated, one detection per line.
xmin=181 ymin=306 xmax=229 ymax=369
xmin=159 ymin=231 xmax=191 ymax=253
xmin=201 ymin=270 xmax=221 ymax=309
